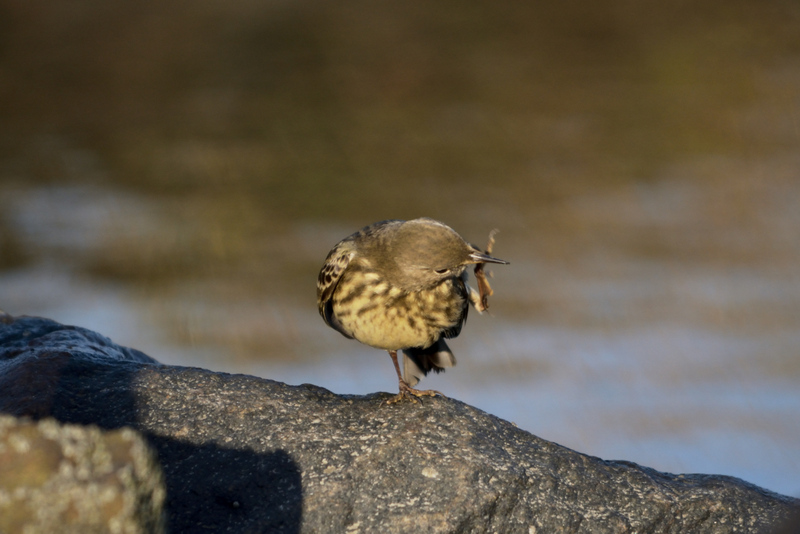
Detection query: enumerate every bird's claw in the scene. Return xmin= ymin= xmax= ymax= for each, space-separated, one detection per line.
xmin=386 ymin=382 xmax=446 ymax=405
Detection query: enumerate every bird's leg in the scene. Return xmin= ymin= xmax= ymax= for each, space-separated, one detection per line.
xmin=473 ymin=263 xmax=492 ymax=311
xmin=473 ymin=229 xmax=499 ymax=311
xmin=386 ymin=350 xmax=445 ymax=404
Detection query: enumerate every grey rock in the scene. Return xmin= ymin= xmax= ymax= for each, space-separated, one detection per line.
xmin=0 ymin=415 xmax=165 ymax=534
xmin=1 ymin=314 xmax=797 ymax=533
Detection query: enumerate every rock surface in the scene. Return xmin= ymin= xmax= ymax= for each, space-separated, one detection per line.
xmin=1 ymin=314 xmax=797 ymax=533
xmin=0 ymin=415 xmax=165 ymax=534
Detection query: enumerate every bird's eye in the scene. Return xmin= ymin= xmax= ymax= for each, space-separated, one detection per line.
xmin=434 ymin=268 xmax=450 ymax=275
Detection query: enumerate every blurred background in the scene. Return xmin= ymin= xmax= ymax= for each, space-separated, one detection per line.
xmin=1 ymin=0 xmax=798 ymax=496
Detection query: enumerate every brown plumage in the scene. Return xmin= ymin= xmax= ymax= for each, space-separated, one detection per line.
xmin=317 ymin=218 xmax=508 ymax=403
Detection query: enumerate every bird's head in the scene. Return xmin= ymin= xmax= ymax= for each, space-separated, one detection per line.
xmin=378 ymin=218 xmax=508 ymax=291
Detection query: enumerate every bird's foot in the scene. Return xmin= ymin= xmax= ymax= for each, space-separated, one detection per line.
xmin=386 ymin=380 xmax=446 ymax=405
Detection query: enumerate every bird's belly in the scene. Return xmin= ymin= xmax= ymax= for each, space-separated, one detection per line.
xmin=337 ymin=307 xmax=431 ymax=349
xmin=333 ymin=283 xmax=464 ymax=351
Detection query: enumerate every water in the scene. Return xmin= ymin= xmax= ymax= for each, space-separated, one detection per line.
xmin=1 ymin=0 xmax=799 ymax=497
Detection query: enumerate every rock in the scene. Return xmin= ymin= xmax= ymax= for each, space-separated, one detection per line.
xmin=0 ymin=415 xmax=165 ymax=534
xmin=1 ymin=314 xmax=797 ymax=533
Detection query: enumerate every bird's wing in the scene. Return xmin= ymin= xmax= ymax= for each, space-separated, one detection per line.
xmin=317 ymin=244 xmax=356 ymax=338
xmin=441 ymin=275 xmax=469 ymax=339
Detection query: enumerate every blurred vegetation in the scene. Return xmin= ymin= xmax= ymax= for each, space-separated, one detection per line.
xmin=3 ymin=1 xmax=798 ymax=188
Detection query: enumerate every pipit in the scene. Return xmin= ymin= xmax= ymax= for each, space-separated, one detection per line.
xmin=317 ymin=218 xmax=508 ymax=403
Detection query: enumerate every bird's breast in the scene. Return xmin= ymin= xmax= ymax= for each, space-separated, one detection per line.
xmin=331 ymin=275 xmax=466 ymax=351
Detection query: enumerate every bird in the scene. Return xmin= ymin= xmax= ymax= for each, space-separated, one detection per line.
xmin=316 ymin=217 xmax=508 ymax=403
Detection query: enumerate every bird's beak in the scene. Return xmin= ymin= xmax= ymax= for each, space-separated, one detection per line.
xmin=468 ymin=250 xmax=509 ymax=265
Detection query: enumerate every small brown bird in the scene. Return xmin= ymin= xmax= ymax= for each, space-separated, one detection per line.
xmin=317 ymin=218 xmax=508 ymax=403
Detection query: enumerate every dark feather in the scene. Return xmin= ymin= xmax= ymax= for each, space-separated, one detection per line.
xmin=322 ymin=298 xmax=353 ymax=339
xmin=441 ymin=275 xmax=469 ymax=339
xmin=402 ymin=339 xmax=457 ymax=387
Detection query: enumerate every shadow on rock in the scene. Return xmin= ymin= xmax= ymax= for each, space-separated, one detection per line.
xmin=0 ymin=315 xmax=303 ymax=534
xmin=150 ymin=439 xmax=302 ymax=534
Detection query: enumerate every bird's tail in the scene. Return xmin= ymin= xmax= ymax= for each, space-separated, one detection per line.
xmin=403 ymin=339 xmax=457 ymax=387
